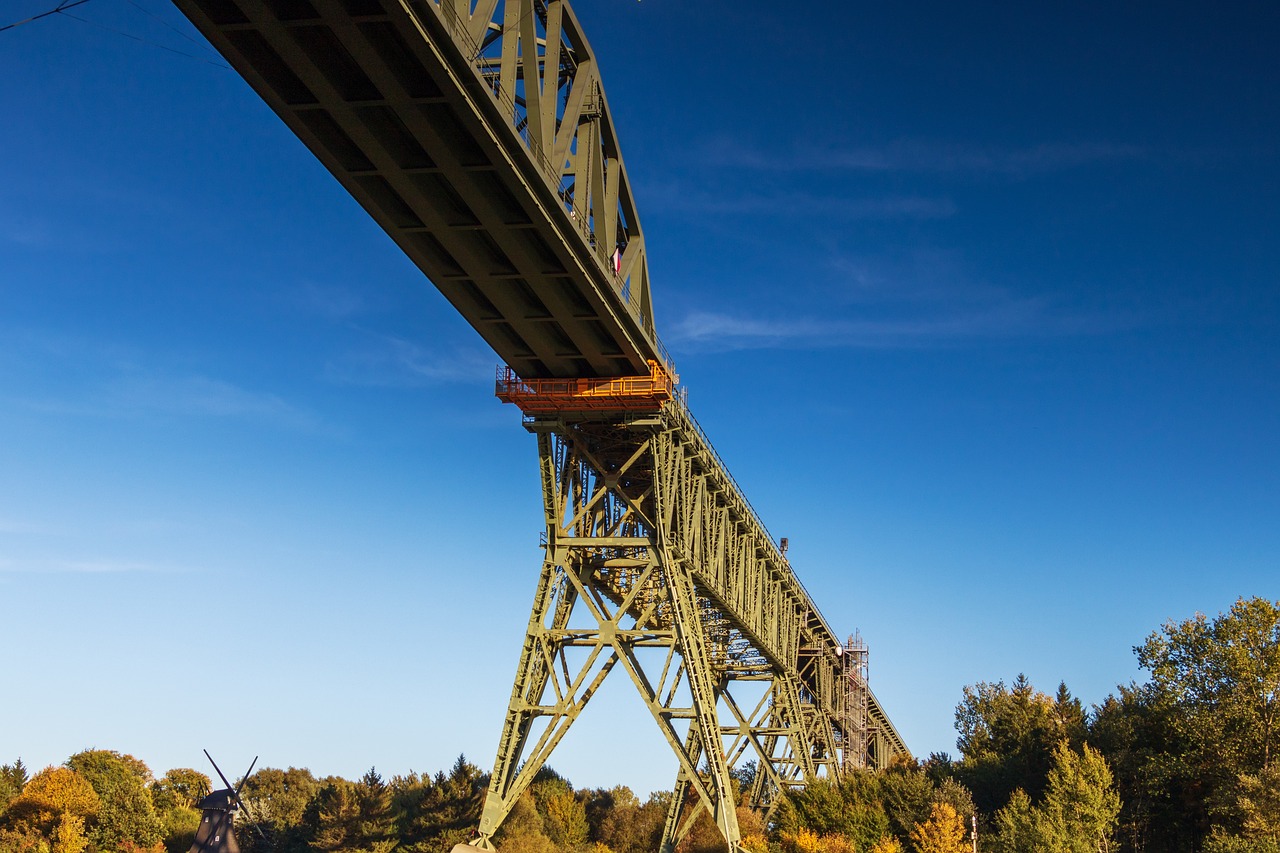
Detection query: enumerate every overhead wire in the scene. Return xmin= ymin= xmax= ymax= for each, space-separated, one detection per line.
xmin=0 ymin=0 xmax=93 ymax=33
xmin=1 ymin=0 xmax=229 ymax=69
xmin=57 ymin=9 xmax=229 ymax=66
xmin=124 ymin=0 xmax=213 ymax=52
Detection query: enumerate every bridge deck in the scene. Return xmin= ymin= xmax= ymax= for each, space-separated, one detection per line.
xmin=174 ymin=0 xmax=660 ymax=378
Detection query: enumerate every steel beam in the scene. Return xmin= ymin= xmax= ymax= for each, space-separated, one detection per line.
xmin=473 ymin=404 xmax=908 ymax=852
xmin=171 ymin=0 xmax=666 ymax=379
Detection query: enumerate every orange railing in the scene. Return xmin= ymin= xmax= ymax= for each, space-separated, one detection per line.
xmin=495 ymin=361 xmax=676 ymax=414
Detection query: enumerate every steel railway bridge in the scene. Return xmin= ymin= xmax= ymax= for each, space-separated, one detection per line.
xmin=168 ymin=0 xmax=909 ymax=849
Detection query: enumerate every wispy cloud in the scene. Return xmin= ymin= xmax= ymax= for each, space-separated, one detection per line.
xmin=0 ymin=213 xmax=54 ymax=247
xmin=290 ymin=281 xmax=367 ymax=320
xmin=702 ymin=138 xmax=1142 ymax=176
xmin=1 ymin=328 xmax=331 ymax=433
xmin=0 ymin=518 xmax=53 ymax=535
xmin=669 ymin=249 xmax=1134 ymax=352
xmin=0 ymin=557 xmax=188 ymax=574
xmin=325 ymin=332 xmax=493 ymax=388
xmin=644 ymin=184 xmax=955 ymax=220
xmin=103 ymin=374 xmax=328 ymax=432
xmin=669 ymin=303 xmax=1062 ymax=351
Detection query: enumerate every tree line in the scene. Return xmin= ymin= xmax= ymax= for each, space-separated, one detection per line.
xmin=2 ymin=596 xmax=1276 ymax=853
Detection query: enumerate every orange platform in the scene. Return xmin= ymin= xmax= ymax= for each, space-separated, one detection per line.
xmin=495 ymin=361 xmax=676 ymax=413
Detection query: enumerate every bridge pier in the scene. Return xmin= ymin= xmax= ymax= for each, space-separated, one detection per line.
xmin=470 ymin=406 xmax=897 ymax=852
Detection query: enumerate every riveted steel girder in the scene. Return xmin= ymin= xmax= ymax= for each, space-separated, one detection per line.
xmin=171 ymin=0 xmax=665 ymax=379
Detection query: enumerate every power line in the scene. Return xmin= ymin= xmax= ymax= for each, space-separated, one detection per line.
xmin=124 ymin=0 xmax=212 ymax=52
xmin=2 ymin=0 xmax=229 ymax=69
xmin=58 ymin=9 xmax=228 ymax=67
xmin=0 ymin=0 xmax=93 ymax=34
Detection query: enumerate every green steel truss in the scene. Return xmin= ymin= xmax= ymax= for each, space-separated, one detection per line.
xmin=447 ymin=0 xmax=652 ymax=313
xmin=430 ymin=0 xmax=664 ymax=369
xmin=474 ymin=404 xmax=908 ymax=852
xmin=161 ymin=0 xmax=910 ymax=847
xmin=171 ymin=0 xmax=664 ymax=380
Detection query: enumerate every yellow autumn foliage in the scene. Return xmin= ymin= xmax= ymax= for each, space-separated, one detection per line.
xmin=909 ymin=802 xmax=967 ymax=853
xmin=777 ymin=827 xmax=862 ymax=853
xmin=868 ymin=837 xmax=903 ymax=853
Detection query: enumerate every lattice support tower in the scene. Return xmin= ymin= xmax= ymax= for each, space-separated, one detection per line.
xmin=470 ymin=375 xmax=908 ymax=853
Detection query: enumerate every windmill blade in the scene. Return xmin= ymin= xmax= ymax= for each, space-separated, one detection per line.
xmin=233 ymin=756 xmax=258 ymax=801
xmin=233 ymin=757 xmax=267 ymax=840
xmin=204 ymin=749 xmax=235 ymax=793
xmin=203 ymin=750 xmax=267 ymax=840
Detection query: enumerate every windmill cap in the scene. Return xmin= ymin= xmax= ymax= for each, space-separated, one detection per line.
xmin=198 ymin=789 xmax=239 ymax=812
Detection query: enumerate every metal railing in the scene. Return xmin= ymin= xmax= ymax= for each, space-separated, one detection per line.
xmin=421 ymin=0 xmax=674 ymax=378
xmin=495 ymin=360 xmax=674 ymax=412
xmin=671 ymin=395 xmax=836 ymax=643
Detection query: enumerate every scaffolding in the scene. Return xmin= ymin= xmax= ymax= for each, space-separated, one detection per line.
xmin=842 ymin=632 xmax=871 ymax=771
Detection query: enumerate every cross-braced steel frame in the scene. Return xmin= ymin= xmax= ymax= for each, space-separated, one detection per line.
xmin=472 ymin=404 xmax=908 ymax=853
xmin=160 ymin=0 xmax=909 ymax=846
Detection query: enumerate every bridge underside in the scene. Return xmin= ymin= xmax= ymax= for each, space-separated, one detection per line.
xmin=173 ymin=0 xmax=661 ymax=379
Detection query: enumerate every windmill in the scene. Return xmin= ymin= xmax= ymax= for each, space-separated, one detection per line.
xmin=190 ymin=751 xmax=264 ymax=853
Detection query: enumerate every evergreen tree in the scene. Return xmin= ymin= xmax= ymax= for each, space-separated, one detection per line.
xmin=992 ymin=743 xmax=1120 ymax=853
xmin=353 ymin=768 xmax=396 ymax=853
xmin=0 ymin=761 xmax=29 ymax=815
xmin=1039 ymin=742 xmax=1120 ymax=853
xmin=953 ymin=675 xmax=1080 ymax=815
xmin=774 ymin=774 xmax=890 ymax=851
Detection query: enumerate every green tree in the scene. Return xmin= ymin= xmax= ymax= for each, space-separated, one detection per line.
xmin=1203 ymin=832 xmax=1280 ymax=853
xmin=1236 ymin=765 xmax=1280 ymax=840
xmin=588 ymin=789 xmax=666 ymax=853
xmin=50 ymin=813 xmax=89 ymax=853
xmin=238 ymin=766 xmax=320 ymax=853
xmin=148 ymin=768 xmax=212 ymax=853
xmin=1 ymin=761 xmax=29 ymax=815
xmin=150 ymin=770 xmax=211 ymax=813
xmin=928 ymin=779 xmax=974 ymax=833
xmin=390 ymin=756 xmax=484 ymax=853
xmin=991 ymin=789 xmax=1042 ymax=853
xmin=877 ymin=765 xmax=934 ymax=842
xmin=1137 ymin=596 xmax=1280 ymax=774
xmin=302 ymin=778 xmax=361 ymax=852
xmin=493 ymin=791 xmax=555 ymax=853
xmin=1198 ymin=765 xmax=1280 ymax=852
xmin=954 ymin=675 xmax=1082 ymax=815
xmin=66 ymin=750 xmax=164 ymax=853
xmin=538 ymin=788 xmax=586 ymax=850
xmin=1090 ymin=680 xmax=1202 ymax=853
xmin=353 ymin=769 xmax=396 ymax=853
xmin=774 ymin=774 xmax=890 ymax=852
xmin=1039 ymin=742 xmax=1120 ymax=852
xmin=992 ymin=743 xmax=1120 ymax=853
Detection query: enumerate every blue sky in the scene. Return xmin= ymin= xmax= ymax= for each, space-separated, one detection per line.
xmin=2 ymin=0 xmax=1277 ymax=796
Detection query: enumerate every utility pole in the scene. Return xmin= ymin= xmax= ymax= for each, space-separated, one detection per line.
xmin=971 ymin=814 xmax=978 ymax=853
